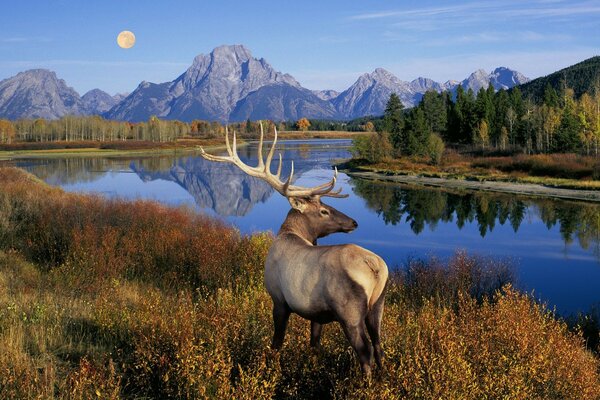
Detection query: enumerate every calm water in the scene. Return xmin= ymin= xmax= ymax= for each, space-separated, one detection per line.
xmin=13 ymin=139 xmax=600 ymax=315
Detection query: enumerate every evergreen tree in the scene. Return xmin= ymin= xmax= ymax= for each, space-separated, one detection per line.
xmin=420 ymin=90 xmax=447 ymax=135
xmin=404 ymin=107 xmax=430 ymax=156
xmin=383 ymin=93 xmax=405 ymax=152
xmin=460 ymin=89 xmax=478 ymax=143
xmin=493 ymin=89 xmax=510 ymax=147
xmin=554 ymin=102 xmax=581 ymax=152
xmin=543 ymin=83 xmax=560 ymax=108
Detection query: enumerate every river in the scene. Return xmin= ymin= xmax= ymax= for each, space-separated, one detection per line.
xmin=12 ymin=139 xmax=600 ymax=315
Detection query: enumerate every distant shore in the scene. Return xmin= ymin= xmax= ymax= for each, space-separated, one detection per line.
xmin=0 ymin=131 xmax=368 ymax=161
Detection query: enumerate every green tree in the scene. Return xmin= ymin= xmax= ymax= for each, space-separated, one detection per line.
xmin=543 ymin=83 xmax=560 ymax=108
xmin=420 ymin=90 xmax=447 ymax=135
xmin=404 ymin=107 xmax=430 ymax=156
xmin=554 ymin=100 xmax=581 ymax=152
xmin=383 ymin=93 xmax=405 ymax=152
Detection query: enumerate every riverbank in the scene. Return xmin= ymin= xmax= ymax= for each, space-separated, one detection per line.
xmin=347 ymin=170 xmax=600 ymax=202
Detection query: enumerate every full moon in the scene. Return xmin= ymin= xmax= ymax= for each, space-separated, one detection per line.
xmin=117 ymin=31 xmax=136 ymax=49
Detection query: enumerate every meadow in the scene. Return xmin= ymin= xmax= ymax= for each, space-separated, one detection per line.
xmin=0 ymin=166 xmax=599 ymax=399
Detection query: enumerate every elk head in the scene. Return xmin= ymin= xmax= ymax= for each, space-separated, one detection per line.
xmin=287 ymin=196 xmax=358 ymax=239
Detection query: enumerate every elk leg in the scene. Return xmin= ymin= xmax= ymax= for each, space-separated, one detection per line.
xmin=340 ymin=320 xmax=373 ymax=376
xmin=271 ymin=302 xmax=290 ymax=350
xmin=310 ymin=321 xmax=323 ymax=347
xmin=366 ymin=293 xmax=386 ymax=368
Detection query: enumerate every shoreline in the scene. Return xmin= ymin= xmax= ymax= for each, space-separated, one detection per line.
xmin=346 ymin=170 xmax=600 ymax=203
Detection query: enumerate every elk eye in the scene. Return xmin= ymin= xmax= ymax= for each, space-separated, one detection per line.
xmin=320 ymin=209 xmax=330 ymax=216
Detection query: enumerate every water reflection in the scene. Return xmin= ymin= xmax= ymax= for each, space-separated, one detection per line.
xmin=352 ymin=178 xmax=600 ymax=256
xmin=10 ymin=139 xmax=600 ymax=313
xmin=16 ymin=157 xmax=131 ymax=186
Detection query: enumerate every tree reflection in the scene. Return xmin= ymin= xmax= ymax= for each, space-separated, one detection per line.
xmin=351 ymin=178 xmax=600 ymax=253
xmin=17 ymin=157 xmax=131 ymax=185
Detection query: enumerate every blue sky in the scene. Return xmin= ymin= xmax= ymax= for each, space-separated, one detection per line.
xmin=1 ymin=0 xmax=598 ymax=95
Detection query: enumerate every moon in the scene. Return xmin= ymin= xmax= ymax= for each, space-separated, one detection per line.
xmin=117 ymin=31 xmax=136 ymax=49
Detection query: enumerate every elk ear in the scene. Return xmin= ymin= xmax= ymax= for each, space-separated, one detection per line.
xmin=288 ymin=197 xmax=309 ymax=213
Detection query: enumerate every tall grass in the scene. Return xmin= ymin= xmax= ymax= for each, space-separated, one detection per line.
xmin=0 ymin=167 xmax=599 ymax=399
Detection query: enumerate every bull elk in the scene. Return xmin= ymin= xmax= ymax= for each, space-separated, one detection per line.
xmin=199 ymin=124 xmax=388 ymax=375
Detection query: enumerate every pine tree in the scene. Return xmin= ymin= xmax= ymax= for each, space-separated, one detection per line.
xmin=383 ymin=93 xmax=405 ymax=152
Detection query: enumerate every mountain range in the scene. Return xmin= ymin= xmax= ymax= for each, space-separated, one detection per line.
xmin=0 ymin=44 xmax=529 ymax=122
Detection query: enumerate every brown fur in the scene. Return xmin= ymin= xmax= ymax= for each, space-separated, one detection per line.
xmin=264 ymin=196 xmax=389 ymax=376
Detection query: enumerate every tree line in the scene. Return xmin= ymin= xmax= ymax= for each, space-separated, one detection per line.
xmin=0 ymin=114 xmax=378 ymax=145
xmin=354 ymin=81 xmax=600 ymax=163
xmin=0 ymin=116 xmax=290 ymax=144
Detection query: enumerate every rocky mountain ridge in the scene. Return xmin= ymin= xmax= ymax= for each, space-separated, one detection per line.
xmin=0 ymin=45 xmax=529 ymax=122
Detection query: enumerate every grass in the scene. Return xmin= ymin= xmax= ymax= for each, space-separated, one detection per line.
xmin=346 ymin=150 xmax=600 ymax=191
xmin=0 ymin=166 xmax=599 ymax=399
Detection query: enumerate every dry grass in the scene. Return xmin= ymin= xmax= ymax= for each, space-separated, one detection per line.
xmin=0 ymin=166 xmax=599 ymax=399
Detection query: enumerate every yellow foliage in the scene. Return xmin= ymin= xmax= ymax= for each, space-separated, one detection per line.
xmin=0 ymin=167 xmax=599 ymax=399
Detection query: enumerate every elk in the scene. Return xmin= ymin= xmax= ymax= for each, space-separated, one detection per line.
xmin=199 ymin=124 xmax=388 ymax=375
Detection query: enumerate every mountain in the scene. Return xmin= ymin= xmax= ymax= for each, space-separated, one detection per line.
xmin=0 ymin=69 xmax=83 ymax=119
xmin=460 ymin=69 xmax=491 ymax=93
xmin=517 ymin=56 xmax=600 ymax=101
xmin=0 ymin=69 xmax=133 ymax=119
xmin=112 ymin=92 xmax=129 ymax=103
xmin=335 ymin=67 xmax=528 ymax=118
xmin=333 ymin=68 xmax=415 ymax=119
xmin=81 ymin=89 xmax=120 ymax=114
xmin=105 ymin=44 xmax=334 ymax=122
xmin=230 ymin=83 xmax=338 ymax=121
xmin=0 ymin=45 xmax=531 ymax=122
xmin=313 ymin=89 xmax=340 ymax=101
xmin=460 ymin=67 xmax=529 ymax=93
xmin=489 ymin=67 xmax=529 ymax=90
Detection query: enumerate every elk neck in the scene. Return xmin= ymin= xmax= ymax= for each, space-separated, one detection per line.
xmin=277 ymin=209 xmax=319 ymax=245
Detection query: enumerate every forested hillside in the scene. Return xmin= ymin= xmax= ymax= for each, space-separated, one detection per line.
xmin=519 ymin=56 xmax=600 ymax=102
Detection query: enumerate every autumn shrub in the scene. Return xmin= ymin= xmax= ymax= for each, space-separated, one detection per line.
xmin=0 ymin=167 xmax=599 ymax=399
xmin=472 ymin=153 xmax=598 ymax=180
xmin=0 ymin=167 xmax=258 ymax=294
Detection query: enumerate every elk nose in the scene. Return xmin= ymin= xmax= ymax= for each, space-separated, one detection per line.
xmin=352 ymin=220 xmax=358 ymax=228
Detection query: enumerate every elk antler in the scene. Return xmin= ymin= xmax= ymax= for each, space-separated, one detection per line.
xmin=198 ymin=122 xmax=348 ymax=198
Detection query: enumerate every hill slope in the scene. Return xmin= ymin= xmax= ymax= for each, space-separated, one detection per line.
xmin=518 ymin=56 xmax=600 ymax=101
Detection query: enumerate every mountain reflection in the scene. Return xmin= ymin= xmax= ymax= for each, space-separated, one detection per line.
xmin=131 ymin=156 xmax=274 ymax=216
xmin=130 ymin=141 xmax=351 ymax=216
xmin=351 ymin=178 xmax=600 ymax=253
